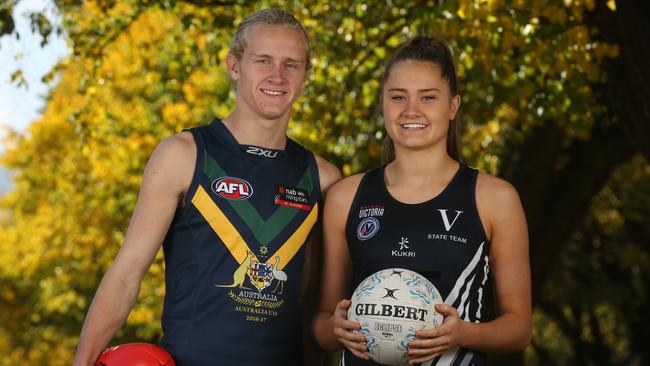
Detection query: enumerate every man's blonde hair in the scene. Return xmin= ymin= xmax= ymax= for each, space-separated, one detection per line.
xmin=229 ymin=9 xmax=310 ymax=70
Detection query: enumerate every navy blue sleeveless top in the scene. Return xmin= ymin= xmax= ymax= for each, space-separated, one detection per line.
xmin=160 ymin=119 xmax=321 ymax=366
xmin=343 ymin=165 xmax=489 ymax=366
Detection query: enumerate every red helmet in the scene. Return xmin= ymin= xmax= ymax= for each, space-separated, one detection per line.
xmin=95 ymin=343 xmax=175 ymax=366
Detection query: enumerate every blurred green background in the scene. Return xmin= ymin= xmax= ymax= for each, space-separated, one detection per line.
xmin=0 ymin=0 xmax=648 ymax=365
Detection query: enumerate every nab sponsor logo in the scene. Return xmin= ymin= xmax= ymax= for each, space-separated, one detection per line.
xmin=357 ymin=217 xmax=380 ymax=241
xmin=211 ymin=177 xmax=253 ymax=200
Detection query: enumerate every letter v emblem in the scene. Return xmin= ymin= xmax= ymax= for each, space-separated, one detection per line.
xmin=438 ymin=209 xmax=463 ymax=231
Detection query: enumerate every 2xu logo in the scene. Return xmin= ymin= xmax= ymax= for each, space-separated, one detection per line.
xmin=212 ymin=177 xmax=253 ymax=200
xmin=246 ymin=146 xmax=278 ymax=158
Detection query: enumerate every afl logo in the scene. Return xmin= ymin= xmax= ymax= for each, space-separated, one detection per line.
xmin=357 ymin=217 xmax=380 ymax=241
xmin=211 ymin=177 xmax=253 ymax=200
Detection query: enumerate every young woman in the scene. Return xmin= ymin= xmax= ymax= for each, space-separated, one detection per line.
xmin=313 ymin=36 xmax=531 ymax=365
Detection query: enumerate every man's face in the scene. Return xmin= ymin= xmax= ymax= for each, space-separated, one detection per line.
xmin=228 ymin=24 xmax=308 ymax=122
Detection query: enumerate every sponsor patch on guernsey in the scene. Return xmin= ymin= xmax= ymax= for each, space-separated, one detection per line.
xmin=211 ymin=176 xmax=253 ymax=200
xmin=357 ymin=216 xmax=380 ymax=241
xmin=274 ymin=184 xmax=310 ymax=210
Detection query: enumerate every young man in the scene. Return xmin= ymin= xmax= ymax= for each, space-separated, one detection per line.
xmin=73 ymin=9 xmax=340 ymax=366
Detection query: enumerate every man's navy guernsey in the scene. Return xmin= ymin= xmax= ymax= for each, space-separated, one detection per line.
xmin=160 ymin=119 xmax=321 ymax=366
xmin=343 ymin=165 xmax=489 ymax=366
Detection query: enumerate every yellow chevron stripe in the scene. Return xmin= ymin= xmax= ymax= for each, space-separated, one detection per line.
xmin=192 ymin=185 xmax=318 ymax=270
xmin=191 ymin=186 xmax=259 ymax=264
xmin=268 ymin=203 xmax=318 ymax=270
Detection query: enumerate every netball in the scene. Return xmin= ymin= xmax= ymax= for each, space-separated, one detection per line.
xmin=348 ymin=268 xmax=444 ymax=365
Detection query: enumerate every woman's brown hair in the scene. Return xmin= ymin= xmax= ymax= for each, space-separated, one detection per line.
xmin=380 ymin=35 xmax=460 ymax=163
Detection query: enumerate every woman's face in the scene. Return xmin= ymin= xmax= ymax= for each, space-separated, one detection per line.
xmin=382 ymin=60 xmax=460 ymax=153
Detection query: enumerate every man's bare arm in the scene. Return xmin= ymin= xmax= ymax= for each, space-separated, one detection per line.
xmin=72 ymin=132 xmax=195 ymax=366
